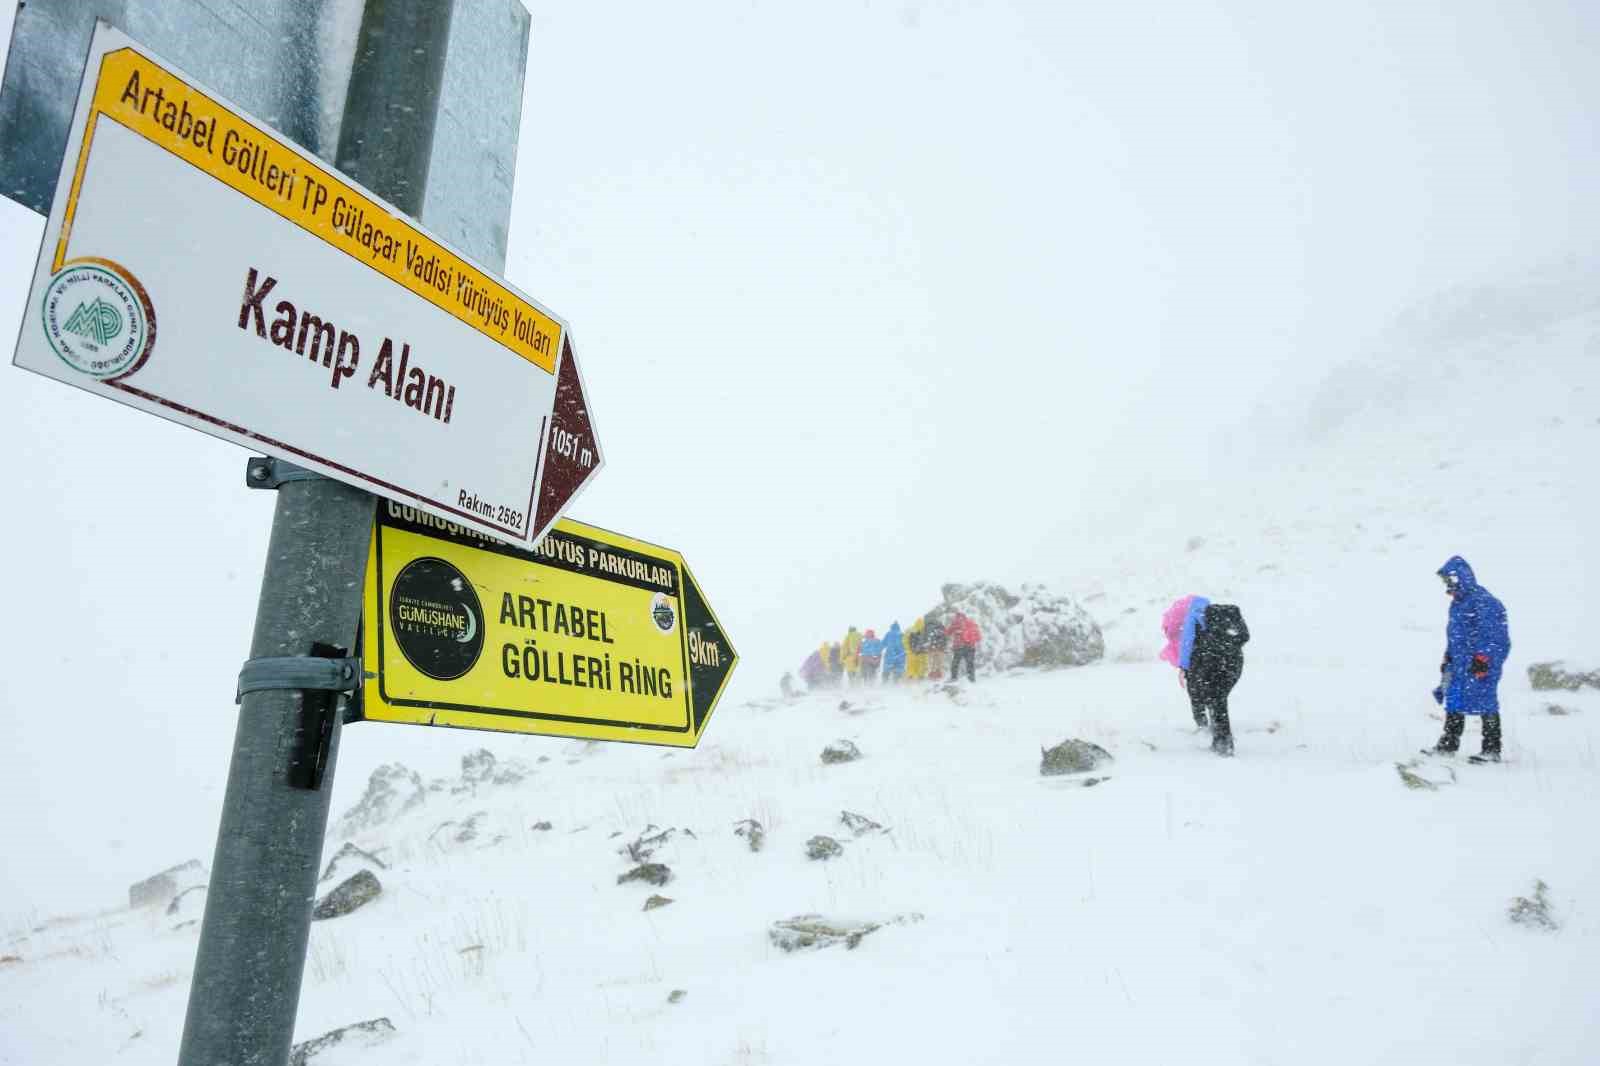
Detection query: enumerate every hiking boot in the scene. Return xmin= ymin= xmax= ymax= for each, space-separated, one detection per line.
xmin=1469 ymin=751 xmax=1502 ymax=764
xmin=1211 ymin=734 xmax=1234 ymax=757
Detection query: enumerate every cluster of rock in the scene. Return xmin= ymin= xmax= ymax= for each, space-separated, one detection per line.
xmin=335 ymin=749 xmax=531 ymax=837
xmin=1528 ymin=661 xmax=1600 ymax=692
xmin=924 ymin=582 xmax=1104 ymax=675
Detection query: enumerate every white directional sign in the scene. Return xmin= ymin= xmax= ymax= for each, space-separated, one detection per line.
xmin=12 ymin=24 xmax=599 ymax=548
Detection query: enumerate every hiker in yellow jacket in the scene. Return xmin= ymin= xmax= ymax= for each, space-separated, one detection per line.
xmin=906 ymin=616 xmax=928 ymax=680
xmin=841 ymin=626 xmax=863 ymax=685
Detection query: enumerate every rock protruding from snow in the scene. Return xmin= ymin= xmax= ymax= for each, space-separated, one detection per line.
xmin=805 ymin=835 xmax=844 ymax=861
xmin=839 ymin=810 xmax=885 ymax=837
xmin=618 ymin=863 xmax=673 ymax=888
xmin=734 ymin=819 xmax=766 ymax=852
xmin=336 ymin=763 xmax=426 ymax=836
xmin=1395 ymin=759 xmax=1455 ymax=791
xmin=769 ymin=913 xmax=923 ymax=952
xmin=821 ymin=739 xmax=862 ymax=765
xmin=1528 ymin=661 xmax=1600 ymax=692
xmin=319 ymin=842 xmax=387 ymax=884
xmin=643 ymin=894 xmax=674 ymax=911
xmin=429 ymin=811 xmax=501 ymax=848
xmin=1039 ymin=739 xmax=1113 ymax=776
xmin=928 ymin=582 xmax=1103 ymax=674
xmin=289 ymin=1017 xmax=396 ymax=1066
xmin=312 ymin=870 xmax=383 ymax=921
xmin=456 ymin=748 xmax=529 ymax=792
xmin=128 ymin=859 xmax=206 ymax=910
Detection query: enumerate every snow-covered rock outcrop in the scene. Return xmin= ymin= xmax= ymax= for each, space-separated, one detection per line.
xmin=926 ymin=581 xmax=1103 ymax=674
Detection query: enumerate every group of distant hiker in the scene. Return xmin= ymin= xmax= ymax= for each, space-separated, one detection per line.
xmin=1160 ymin=555 xmax=1511 ymax=761
xmin=791 ymin=611 xmax=984 ymax=693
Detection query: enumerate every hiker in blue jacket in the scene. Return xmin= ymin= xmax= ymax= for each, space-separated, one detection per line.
xmin=858 ymin=628 xmax=884 ymax=684
xmin=1428 ymin=556 xmax=1511 ymax=762
xmin=881 ymin=622 xmax=907 ymax=683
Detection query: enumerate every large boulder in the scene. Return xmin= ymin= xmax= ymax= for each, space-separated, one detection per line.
xmin=927 ymin=582 xmax=1103 ymax=675
xmin=336 ymin=763 xmax=426 ymax=837
xmin=821 ymin=739 xmax=862 ymax=765
xmin=289 ymin=1018 xmax=396 ymax=1066
xmin=312 ymin=870 xmax=383 ymax=921
xmin=1039 ymin=739 xmax=1113 ymax=776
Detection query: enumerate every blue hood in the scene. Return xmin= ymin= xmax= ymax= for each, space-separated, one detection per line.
xmin=1439 ymin=555 xmax=1477 ymax=599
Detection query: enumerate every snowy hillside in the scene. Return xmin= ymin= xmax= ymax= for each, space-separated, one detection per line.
xmin=2 ymin=274 xmax=1597 ymax=1065
xmin=4 ymin=665 xmax=1597 ymax=1064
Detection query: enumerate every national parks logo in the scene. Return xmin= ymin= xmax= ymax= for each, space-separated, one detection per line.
xmin=41 ymin=258 xmax=156 ymax=380
xmin=650 ymin=592 xmax=677 ymax=635
xmin=389 ymin=557 xmax=485 ymax=681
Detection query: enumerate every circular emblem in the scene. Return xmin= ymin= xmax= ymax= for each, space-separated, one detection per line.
xmin=41 ymin=258 xmax=156 ymax=381
xmin=389 ymin=557 xmax=484 ymax=680
xmin=650 ymin=593 xmax=677 ymax=634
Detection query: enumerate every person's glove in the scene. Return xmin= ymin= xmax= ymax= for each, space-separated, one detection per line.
xmin=1432 ymin=685 xmax=1444 ymax=705
xmin=1179 ymin=669 xmax=1188 ymax=691
xmin=1471 ymin=654 xmax=1491 ymax=680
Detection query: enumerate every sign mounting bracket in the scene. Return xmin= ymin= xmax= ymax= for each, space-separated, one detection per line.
xmin=245 ymin=456 xmax=330 ymax=490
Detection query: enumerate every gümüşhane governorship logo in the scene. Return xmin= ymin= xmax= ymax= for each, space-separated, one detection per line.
xmin=389 ymin=557 xmax=485 ymax=680
xmin=41 ymin=258 xmax=156 ymax=381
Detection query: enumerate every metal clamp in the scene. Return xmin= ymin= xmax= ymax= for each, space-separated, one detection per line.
xmin=236 ymin=655 xmax=362 ymax=703
xmin=237 ymin=646 xmax=361 ymax=792
xmin=245 ymin=456 xmax=329 ymax=490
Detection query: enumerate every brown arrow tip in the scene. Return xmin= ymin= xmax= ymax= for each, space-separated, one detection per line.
xmin=534 ymin=337 xmax=603 ymax=535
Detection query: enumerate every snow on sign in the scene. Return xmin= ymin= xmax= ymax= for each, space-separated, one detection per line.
xmin=361 ymin=501 xmax=738 ymax=748
xmin=11 ymin=24 xmax=602 ymax=548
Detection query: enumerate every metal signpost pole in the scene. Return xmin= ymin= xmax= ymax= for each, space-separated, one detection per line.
xmin=176 ymin=4 xmax=456 ymax=1064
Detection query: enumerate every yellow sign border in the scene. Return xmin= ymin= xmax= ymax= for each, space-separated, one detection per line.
xmin=55 ymin=47 xmax=561 ymax=373
xmin=362 ymin=512 xmax=721 ymax=748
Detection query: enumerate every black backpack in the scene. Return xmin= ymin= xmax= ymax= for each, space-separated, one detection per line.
xmin=1198 ymin=604 xmax=1250 ymax=654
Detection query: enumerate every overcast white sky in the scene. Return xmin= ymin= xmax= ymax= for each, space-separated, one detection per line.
xmin=2 ymin=1 xmax=1597 ymax=914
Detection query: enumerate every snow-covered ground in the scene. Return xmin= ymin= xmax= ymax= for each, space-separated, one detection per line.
xmin=4 ymin=659 xmax=1597 ymax=1064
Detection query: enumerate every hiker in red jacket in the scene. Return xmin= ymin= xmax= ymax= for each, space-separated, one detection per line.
xmin=947 ymin=611 xmax=981 ymax=683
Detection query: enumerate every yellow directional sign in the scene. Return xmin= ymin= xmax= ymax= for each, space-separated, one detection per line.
xmin=360 ymin=500 xmax=737 ymax=747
